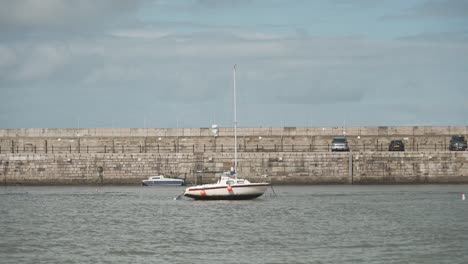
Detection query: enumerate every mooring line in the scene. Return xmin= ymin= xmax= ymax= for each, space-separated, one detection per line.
xmin=270 ymin=185 xmax=278 ymax=198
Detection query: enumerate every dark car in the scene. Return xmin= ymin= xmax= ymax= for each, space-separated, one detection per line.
xmin=449 ymin=135 xmax=467 ymax=151
xmin=389 ymin=140 xmax=405 ymax=151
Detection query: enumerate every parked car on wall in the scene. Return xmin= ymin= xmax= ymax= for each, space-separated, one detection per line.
xmin=331 ymin=136 xmax=350 ymax=152
xmin=389 ymin=140 xmax=405 ymax=151
xmin=449 ymin=135 xmax=467 ymax=151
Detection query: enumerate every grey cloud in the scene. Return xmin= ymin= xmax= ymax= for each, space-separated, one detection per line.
xmin=327 ymin=0 xmax=380 ymax=9
xmin=0 ymin=46 xmax=17 ymax=70
xmin=0 ymin=0 xmax=140 ymax=34
xmin=398 ymin=31 xmax=468 ymax=42
xmin=0 ymin=42 xmax=72 ymax=83
xmin=413 ymin=0 xmax=468 ymax=18
xmin=241 ymin=67 xmax=369 ymax=105
xmin=1 ymin=1 xmax=468 ymax=128
xmin=145 ymin=0 xmax=254 ymax=12
xmin=3 ymin=32 xmax=467 ymax=107
xmin=194 ymin=0 xmax=254 ymax=8
xmin=383 ymin=0 xmax=468 ymax=20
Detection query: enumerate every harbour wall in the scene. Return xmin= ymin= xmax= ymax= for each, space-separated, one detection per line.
xmin=0 ymin=126 xmax=467 ymax=185
xmin=1 ymin=151 xmax=468 ymax=185
xmin=1 ymin=126 xmax=467 ymax=137
xmin=1 ymin=126 xmax=467 ymax=155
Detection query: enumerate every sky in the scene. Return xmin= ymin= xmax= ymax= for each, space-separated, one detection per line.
xmin=0 ymin=0 xmax=467 ymax=129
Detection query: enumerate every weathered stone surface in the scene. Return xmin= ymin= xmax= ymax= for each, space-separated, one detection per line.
xmin=1 ymin=151 xmax=468 ymax=185
xmin=0 ymin=126 xmax=467 ymax=138
xmin=1 ymin=126 xmax=468 ymax=185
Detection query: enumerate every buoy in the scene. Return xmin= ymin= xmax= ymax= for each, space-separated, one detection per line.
xmin=200 ymin=190 xmax=206 ymax=196
xmin=462 ymin=193 xmax=466 ymax=201
xmin=227 ymin=185 xmax=233 ymax=192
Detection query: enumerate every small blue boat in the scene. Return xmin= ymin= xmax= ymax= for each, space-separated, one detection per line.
xmin=142 ymin=175 xmax=184 ymax=186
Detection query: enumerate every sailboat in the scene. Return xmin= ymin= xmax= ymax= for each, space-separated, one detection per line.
xmin=183 ymin=65 xmax=270 ymax=200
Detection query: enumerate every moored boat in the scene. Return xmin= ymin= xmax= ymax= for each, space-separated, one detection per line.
xmin=184 ymin=175 xmax=269 ymax=200
xmin=183 ymin=65 xmax=270 ymax=200
xmin=142 ymin=175 xmax=184 ymax=186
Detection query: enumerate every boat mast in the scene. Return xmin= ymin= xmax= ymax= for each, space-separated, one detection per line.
xmin=233 ymin=64 xmax=237 ymax=178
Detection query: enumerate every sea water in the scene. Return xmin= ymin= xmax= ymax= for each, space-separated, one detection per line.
xmin=1 ymin=185 xmax=467 ymax=264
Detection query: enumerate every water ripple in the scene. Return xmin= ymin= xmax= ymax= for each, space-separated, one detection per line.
xmin=1 ymin=185 xmax=468 ymax=263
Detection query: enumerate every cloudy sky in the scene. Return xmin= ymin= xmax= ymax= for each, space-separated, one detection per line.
xmin=1 ymin=0 xmax=467 ymax=128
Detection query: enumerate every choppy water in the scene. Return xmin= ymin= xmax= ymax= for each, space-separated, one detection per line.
xmin=1 ymin=185 xmax=468 ymax=264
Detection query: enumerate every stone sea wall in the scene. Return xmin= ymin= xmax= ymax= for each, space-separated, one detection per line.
xmin=0 ymin=126 xmax=467 ymax=185
xmin=1 ymin=151 xmax=467 ymax=185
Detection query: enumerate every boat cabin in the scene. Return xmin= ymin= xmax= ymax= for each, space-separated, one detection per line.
xmin=220 ymin=176 xmax=248 ymax=185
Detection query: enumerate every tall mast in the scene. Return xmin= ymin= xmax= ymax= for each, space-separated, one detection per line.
xmin=233 ymin=64 xmax=237 ymax=177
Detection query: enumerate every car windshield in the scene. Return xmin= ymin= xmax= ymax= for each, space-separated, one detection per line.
xmin=452 ymin=136 xmax=465 ymax=142
xmin=391 ymin=141 xmax=402 ymax=144
xmin=332 ymin=137 xmax=347 ymax=143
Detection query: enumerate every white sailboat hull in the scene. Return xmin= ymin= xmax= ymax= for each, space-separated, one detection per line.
xmin=184 ymin=182 xmax=270 ymax=200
